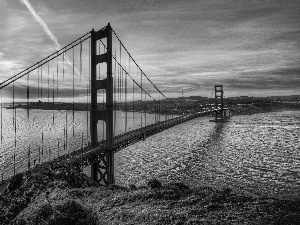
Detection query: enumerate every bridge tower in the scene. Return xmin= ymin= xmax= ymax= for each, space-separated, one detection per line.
xmin=210 ymin=85 xmax=230 ymax=122
xmin=90 ymin=23 xmax=114 ymax=185
xmin=214 ymin=85 xmax=224 ymax=121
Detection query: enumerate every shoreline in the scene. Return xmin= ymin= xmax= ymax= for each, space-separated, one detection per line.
xmin=230 ymin=105 xmax=300 ymax=117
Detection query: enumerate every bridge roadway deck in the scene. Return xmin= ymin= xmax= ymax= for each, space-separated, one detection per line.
xmin=49 ymin=110 xmax=214 ymax=170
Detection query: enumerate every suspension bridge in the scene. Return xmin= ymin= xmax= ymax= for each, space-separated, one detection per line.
xmin=0 ymin=23 xmax=228 ymax=186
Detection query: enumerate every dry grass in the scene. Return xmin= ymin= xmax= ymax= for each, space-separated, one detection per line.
xmin=1 ymin=165 xmax=299 ymax=225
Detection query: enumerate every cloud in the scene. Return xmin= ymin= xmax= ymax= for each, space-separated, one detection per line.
xmin=19 ymin=0 xmax=86 ymax=84
xmin=0 ymin=59 xmax=25 ymax=82
xmin=0 ymin=0 xmax=6 ymax=7
xmin=0 ymin=7 xmax=51 ymax=79
xmin=1 ymin=0 xmax=300 ymax=98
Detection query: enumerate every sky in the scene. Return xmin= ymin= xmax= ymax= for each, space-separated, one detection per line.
xmin=0 ymin=0 xmax=300 ymax=99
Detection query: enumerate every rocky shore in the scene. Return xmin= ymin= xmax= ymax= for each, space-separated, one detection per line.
xmin=0 ymin=163 xmax=299 ymax=224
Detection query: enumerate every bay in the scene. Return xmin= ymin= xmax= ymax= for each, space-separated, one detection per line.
xmin=115 ymin=111 xmax=300 ymax=199
xmin=1 ymin=108 xmax=299 ymax=199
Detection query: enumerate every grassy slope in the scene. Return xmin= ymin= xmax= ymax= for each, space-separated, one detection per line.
xmin=1 ymin=162 xmax=300 ymax=225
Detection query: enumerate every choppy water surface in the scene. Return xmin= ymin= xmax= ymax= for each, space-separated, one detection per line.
xmin=0 ymin=108 xmax=170 ymax=179
xmin=1 ymin=109 xmax=299 ymax=199
xmin=115 ymin=111 xmax=300 ymax=199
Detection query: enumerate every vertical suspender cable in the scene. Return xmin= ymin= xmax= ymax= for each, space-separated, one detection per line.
xmin=65 ymin=110 xmax=68 ymax=152
xmin=27 ymin=72 xmax=29 ymax=120
xmin=41 ymin=65 xmax=43 ymax=101
xmin=57 ymin=140 xmax=59 ymax=158
xmin=119 ymin=42 xmax=122 ymax=105
xmin=73 ymin=47 xmax=75 ymax=137
xmin=47 ymin=63 xmax=50 ymax=104
xmin=63 ymin=52 xmax=65 ymax=81
xmin=63 ymin=127 xmax=66 ymax=151
xmin=120 ymin=42 xmax=123 ymax=104
xmin=153 ymin=94 xmax=157 ymax=123
xmin=56 ymin=55 xmax=59 ymax=97
xmin=158 ymin=98 xmax=160 ymax=122
xmin=81 ymin=133 xmax=83 ymax=171
xmin=155 ymin=100 xmax=156 ymax=123
xmin=57 ymin=140 xmax=59 ymax=157
xmin=37 ymin=68 xmax=40 ymax=108
xmin=156 ymin=99 xmax=158 ymax=123
xmin=159 ymin=95 xmax=161 ymax=122
xmin=80 ymin=41 xmax=82 ymax=83
xmin=125 ymin=62 xmax=127 ymax=132
xmin=119 ymin=42 xmax=121 ymax=110
xmin=164 ymin=103 xmax=168 ymax=121
xmin=26 ymin=72 xmax=30 ymax=165
xmin=117 ymin=51 xmax=119 ymax=109
xmin=132 ymin=79 xmax=134 ymax=127
xmin=144 ymin=87 xmax=146 ymax=126
xmin=13 ymin=81 xmax=16 ymax=144
xmin=64 ymin=52 xmax=67 ymax=152
xmin=0 ymin=88 xmax=2 ymax=142
xmin=118 ymin=56 xmax=120 ymax=111
xmin=42 ymin=64 xmax=45 ymax=159
xmin=41 ymin=131 xmax=44 ymax=163
xmin=42 ymin=143 xmax=44 ymax=158
xmin=140 ymin=71 xmax=142 ymax=127
xmin=52 ymin=72 xmax=55 ymax=125
xmin=78 ymin=41 xmax=82 ymax=138
xmin=169 ymin=102 xmax=170 ymax=120
xmin=120 ymin=64 xmax=123 ymax=105
xmin=13 ymin=151 xmax=16 ymax=175
xmin=121 ymin=69 xmax=124 ymax=130
xmin=129 ymin=57 xmax=131 ymax=129
xmin=13 ymin=82 xmax=16 ymax=175
xmin=37 ymin=67 xmax=40 ymax=165
xmin=78 ymin=41 xmax=82 ymax=141
xmin=114 ymin=49 xmax=117 ymax=137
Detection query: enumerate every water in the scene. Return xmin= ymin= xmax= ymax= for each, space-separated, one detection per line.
xmin=115 ymin=111 xmax=300 ymax=199
xmin=0 ymin=108 xmax=174 ymax=179
xmin=1 ymin=109 xmax=299 ymax=199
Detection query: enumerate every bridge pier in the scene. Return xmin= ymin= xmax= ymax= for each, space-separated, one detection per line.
xmin=90 ymin=23 xmax=114 ymax=185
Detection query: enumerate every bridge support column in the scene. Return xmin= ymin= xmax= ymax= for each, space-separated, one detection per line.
xmin=90 ymin=23 xmax=114 ymax=185
xmin=214 ymin=85 xmax=224 ymax=121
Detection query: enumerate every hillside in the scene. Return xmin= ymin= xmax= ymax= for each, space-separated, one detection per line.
xmin=0 ymin=162 xmax=299 ymax=224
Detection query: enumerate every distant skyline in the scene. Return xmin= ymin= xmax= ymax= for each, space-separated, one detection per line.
xmin=0 ymin=0 xmax=300 ymax=98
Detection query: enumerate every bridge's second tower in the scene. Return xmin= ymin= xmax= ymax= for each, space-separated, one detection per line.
xmin=214 ymin=85 xmax=224 ymax=121
xmin=90 ymin=23 xmax=114 ymax=185
xmin=211 ymin=85 xmax=230 ymax=122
